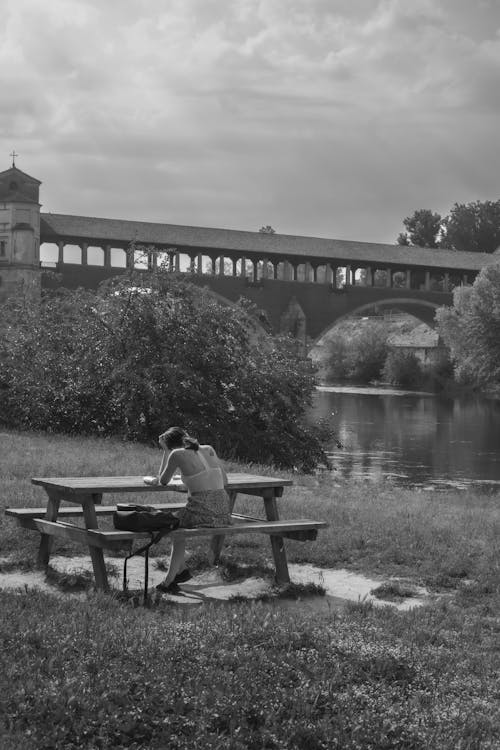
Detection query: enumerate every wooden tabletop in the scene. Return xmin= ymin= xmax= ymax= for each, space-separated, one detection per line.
xmin=31 ymin=473 xmax=293 ymax=495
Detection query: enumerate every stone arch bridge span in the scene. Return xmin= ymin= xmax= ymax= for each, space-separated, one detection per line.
xmin=40 ymin=212 xmax=494 ymax=344
xmin=41 ymin=259 xmax=450 ymax=343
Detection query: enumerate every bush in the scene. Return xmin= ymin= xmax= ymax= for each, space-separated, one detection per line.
xmin=382 ymin=350 xmax=423 ymax=388
xmin=348 ymin=323 xmax=389 ymax=382
xmin=0 ymin=274 xmax=330 ymax=471
xmin=325 ymin=331 xmax=351 ymax=380
xmin=325 ymin=320 xmax=388 ymax=383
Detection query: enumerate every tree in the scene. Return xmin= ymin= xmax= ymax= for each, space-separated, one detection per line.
xmin=441 ymin=200 xmax=500 ymax=253
xmin=0 ymin=274 xmax=331 ymax=470
xmin=348 ymin=323 xmax=389 ymax=382
xmin=397 ymin=209 xmax=442 ymax=248
xmin=259 ymin=225 xmax=276 ymax=234
xmin=325 ymin=320 xmax=388 ymax=383
xmin=382 ymin=350 xmax=423 ymax=388
xmin=436 ymin=262 xmax=500 ymax=385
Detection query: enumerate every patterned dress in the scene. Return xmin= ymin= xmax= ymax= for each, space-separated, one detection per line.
xmin=178 ymin=488 xmax=231 ymax=528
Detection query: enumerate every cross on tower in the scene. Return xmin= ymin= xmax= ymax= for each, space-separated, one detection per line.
xmin=10 ymin=150 xmax=18 ymax=167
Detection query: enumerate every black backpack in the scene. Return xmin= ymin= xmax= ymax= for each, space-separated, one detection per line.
xmin=113 ymin=504 xmax=180 ymax=533
xmin=113 ymin=505 xmax=181 ymax=603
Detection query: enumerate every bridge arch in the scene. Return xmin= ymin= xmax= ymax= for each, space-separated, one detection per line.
xmin=311 ymin=297 xmax=442 ymax=347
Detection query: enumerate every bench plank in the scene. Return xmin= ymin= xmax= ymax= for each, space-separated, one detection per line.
xmin=13 ymin=515 xmax=326 ymax=549
xmin=15 ymin=518 xmax=120 ymax=550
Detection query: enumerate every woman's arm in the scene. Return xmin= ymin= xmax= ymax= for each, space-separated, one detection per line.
xmin=144 ymin=449 xmax=180 ymax=486
xmin=158 ymin=450 xmax=181 ymax=486
xmin=158 ymin=449 xmax=169 ymax=478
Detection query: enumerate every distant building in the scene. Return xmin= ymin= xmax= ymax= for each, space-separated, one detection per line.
xmin=0 ymin=163 xmax=41 ymax=304
xmin=387 ymin=323 xmax=447 ymax=369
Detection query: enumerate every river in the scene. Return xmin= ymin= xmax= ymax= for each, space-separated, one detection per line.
xmin=310 ymin=386 xmax=500 ymax=490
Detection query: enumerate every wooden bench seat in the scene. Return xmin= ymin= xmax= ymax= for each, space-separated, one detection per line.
xmin=6 ymin=508 xmax=326 ymax=550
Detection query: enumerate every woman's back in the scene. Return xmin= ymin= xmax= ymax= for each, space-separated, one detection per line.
xmin=175 ymin=445 xmax=225 ymax=493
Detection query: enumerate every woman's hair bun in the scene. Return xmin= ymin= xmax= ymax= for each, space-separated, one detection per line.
xmin=183 ymin=436 xmax=199 ymax=451
xmin=161 ymin=426 xmax=199 ymax=451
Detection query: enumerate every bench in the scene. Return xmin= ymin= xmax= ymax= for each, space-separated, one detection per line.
xmin=5 ymin=473 xmax=327 ymax=594
xmin=6 ymin=507 xmax=325 ymax=548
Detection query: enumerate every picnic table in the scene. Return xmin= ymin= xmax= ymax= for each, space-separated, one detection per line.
xmin=6 ymin=473 xmax=327 ymax=592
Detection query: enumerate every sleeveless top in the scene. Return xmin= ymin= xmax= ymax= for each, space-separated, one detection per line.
xmin=181 ymin=449 xmax=225 ymax=494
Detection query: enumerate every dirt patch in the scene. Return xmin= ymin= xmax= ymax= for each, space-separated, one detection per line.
xmin=0 ymin=555 xmax=431 ymax=609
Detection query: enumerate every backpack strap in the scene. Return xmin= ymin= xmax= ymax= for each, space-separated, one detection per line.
xmin=123 ymin=531 xmax=164 ymax=605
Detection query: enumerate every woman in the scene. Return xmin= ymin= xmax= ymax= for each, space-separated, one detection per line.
xmin=144 ymin=426 xmax=231 ymax=593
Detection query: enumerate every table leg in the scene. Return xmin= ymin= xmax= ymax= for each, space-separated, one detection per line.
xmin=209 ymin=490 xmax=237 ymax=564
xmin=81 ymin=494 xmax=109 ymax=592
xmin=263 ymin=490 xmax=290 ymax=584
xmin=37 ymin=491 xmax=61 ymax=568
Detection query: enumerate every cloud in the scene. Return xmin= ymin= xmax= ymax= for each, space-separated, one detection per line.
xmin=2 ymin=0 xmax=500 ymax=242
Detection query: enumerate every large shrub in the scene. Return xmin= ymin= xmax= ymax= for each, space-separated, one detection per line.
xmin=325 ymin=320 xmax=388 ymax=383
xmin=0 ymin=274 xmax=329 ymax=470
xmin=436 ymin=263 xmax=500 ymax=386
xmin=382 ymin=350 xmax=423 ymax=388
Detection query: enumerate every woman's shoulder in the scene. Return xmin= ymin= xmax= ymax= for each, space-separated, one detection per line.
xmin=169 ymin=447 xmax=185 ymax=460
xmin=200 ymin=444 xmax=217 ymax=456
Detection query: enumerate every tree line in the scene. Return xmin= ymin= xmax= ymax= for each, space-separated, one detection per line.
xmin=397 ymin=199 xmax=500 ymax=253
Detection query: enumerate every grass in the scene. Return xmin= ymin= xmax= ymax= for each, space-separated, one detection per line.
xmin=1 ymin=428 xmax=499 ymax=749
xmin=370 ymin=580 xmax=423 ymax=602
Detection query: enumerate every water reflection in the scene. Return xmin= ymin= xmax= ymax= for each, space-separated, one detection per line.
xmin=310 ymin=387 xmax=500 ymax=489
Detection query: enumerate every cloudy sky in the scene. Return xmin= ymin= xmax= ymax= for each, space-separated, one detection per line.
xmin=2 ymin=0 xmax=500 ymax=243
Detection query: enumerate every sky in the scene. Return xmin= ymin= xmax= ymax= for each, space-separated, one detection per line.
xmin=2 ymin=0 xmax=500 ymax=244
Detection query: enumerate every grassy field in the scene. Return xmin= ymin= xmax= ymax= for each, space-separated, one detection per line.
xmin=1 ymin=429 xmax=499 ymax=749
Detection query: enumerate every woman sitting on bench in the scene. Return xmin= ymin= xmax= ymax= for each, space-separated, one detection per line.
xmin=144 ymin=426 xmax=231 ymax=593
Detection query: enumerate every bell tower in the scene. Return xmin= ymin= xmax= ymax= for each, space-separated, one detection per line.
xmin=0 ymin=154 xmax=42 ymax=304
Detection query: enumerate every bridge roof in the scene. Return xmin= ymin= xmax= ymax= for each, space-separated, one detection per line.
xmin=40 ymin=212 xmax=499 ymax=272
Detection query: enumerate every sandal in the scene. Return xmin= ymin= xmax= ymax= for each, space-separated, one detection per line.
xmin=156 ymin=569 xmax=192 ymax=594
xmin=174 ymin=568 xmax=192 ymax=584
xmin=156 ymin=580 xmax=181 ymax=594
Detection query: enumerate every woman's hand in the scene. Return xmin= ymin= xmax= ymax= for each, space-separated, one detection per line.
xmin=143 ymin=475 xmax=160 ymax=486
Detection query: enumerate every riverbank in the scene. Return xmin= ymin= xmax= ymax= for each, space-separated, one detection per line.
xmin=1 ymin=429 xmax=499 ymax=748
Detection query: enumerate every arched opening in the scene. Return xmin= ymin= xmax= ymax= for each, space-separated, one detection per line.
xmin=255 ymin=259 xmax=273 ymax=280
xmin=202 ymin=255 xmax=216 ymax=274
xmin=353 ymin=268 xmax=366 ymax=285
xmin=134 ymin=248 xmax=148 ymax=269
xmin=373 ymin=269 xmax=388 ymax=287
xmin=309 ymin=301 xmax=443 ymax=385
xmin=213 ymin=256 xmax=233 ymax=275
xmin=63 ymin=244 xmax=82 ymax=264
xmin=110 ymin=248 xmax=127 ymax=268
xmin=40 ymin=242 xmax=58 ymax=265
xmin=177 ymin=252 xmax=191 ymax=272
xmin=315 ymin=265 xmax=331 ymax=284
xmin=274 ymin=261 xmax=286 ymax=280
xmin=87 ymin=246 xmax=104 ymax=266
